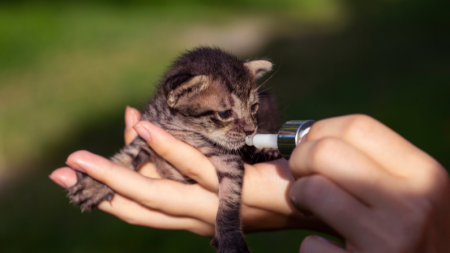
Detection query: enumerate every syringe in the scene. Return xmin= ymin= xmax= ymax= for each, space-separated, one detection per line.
xmin=245 ymin=120 xmax=316 ymax=159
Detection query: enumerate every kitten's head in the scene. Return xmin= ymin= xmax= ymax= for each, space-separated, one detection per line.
xmin=163 ymin=47 xmax=272 ymax=150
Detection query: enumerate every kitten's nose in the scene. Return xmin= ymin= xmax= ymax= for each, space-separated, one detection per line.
xmin=243 ymin=127 xmax=255 ymax=136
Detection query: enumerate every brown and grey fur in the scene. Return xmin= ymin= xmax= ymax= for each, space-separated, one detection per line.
xmin=68 ymin=47 xmax=280 ymax=253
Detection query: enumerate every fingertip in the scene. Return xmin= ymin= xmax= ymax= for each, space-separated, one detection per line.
xmin=125 ymin=106 xmax=141 ymax=130
xmin=66 ymin=150 xmax=92 ymax=162
xmin=66 ymin=150 xmax=95 ymax=173
xmin=134 ymin=120 xmax=156 ymax=130
xmin=133 ymin=120 xmax=170 ymax=142
xmin=133 ymin=123 xmax=152 ymax=143
xmin=289 ymin=178 xmax=314 ymax=216
xmin=49 ymin=167 xmax=78 ymax=188
xmin=136 ymin=121 xmax=171 ymax=141
xmin=300 ymin=236 xmax=344 ymax=253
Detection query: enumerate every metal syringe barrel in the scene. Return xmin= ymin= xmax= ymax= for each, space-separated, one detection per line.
xmin=277 ymin=120 xmax=316 ymax=159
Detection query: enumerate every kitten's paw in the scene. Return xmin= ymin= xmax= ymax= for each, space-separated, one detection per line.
xmin=211 ymin=234 xmax=250 ymax=253
xmin=252 ymin=148 xmax=282 ymax=163
xmin=68 ymin=176 xmax=114 ymax=211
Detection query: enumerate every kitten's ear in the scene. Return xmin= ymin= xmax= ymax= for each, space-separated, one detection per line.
xmin=244 ymin=60 xmax=273 ymax=79
xmin=167 ymin=75 xmax=211 ymax=108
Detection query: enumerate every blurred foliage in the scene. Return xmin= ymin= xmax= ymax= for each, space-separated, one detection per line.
xmin=0 ymin=0 xmax=449 ymax=252
xmin=0 ymin=0 xmax=344 ymax=173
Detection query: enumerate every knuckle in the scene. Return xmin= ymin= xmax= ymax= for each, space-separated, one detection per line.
xmin=307 ymin=121 xmax=324 ymax=139
xmin=156 ymin=144 xmax=172 ymax=158
xmin=386 ymin=210 xmax=430 ymax=252
xmin=139 ymin=178 xmax=159 ymax=209
xmin=384 ymin=197 xmax=436 ymax=252
xmin=341 ymin=114 xmax=377 ymax=139
xmin=425 ymin=163 xmax=449 ymax=192
xmin=308 ymin=137 xmax=341 ymax=168
xmin=413 ymin=160 xmax=449 ymax=200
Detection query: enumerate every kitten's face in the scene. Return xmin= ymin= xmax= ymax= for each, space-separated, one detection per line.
xmin=165 ymin=53 xmax=272 ymax=150
xmin=179 ymin=80 xmax=259 ymax=150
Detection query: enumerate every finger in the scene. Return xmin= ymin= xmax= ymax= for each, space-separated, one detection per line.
xmin=49 ymin=168 xmax=213 ymax=236
xmin=49 ymin=165 xmax=163 ymax=189
xmin=307 ymin=115 xmax=441 ymax=178
xmin=138 ymin=161 xmax=162 ymax=179
xmin=125 ymin=107 xmax=162 ymax=180
xmin=289 ymin=137 xmax=400 ymax=207
xmin=243 ymin=159 xmax=298 ymax=216
xmin=124 ymin=106 xmax=141 ymax=145
xmin=300 ymin=236 xmax=347 ymax=253
xmin=49 ymin=167 xmax=78 ymax=188
xmin=242 ymin=205 xmax=339 ymax=237
xmin=98 ymin=193 xmax=215 ymax=236
xmin=133 ymin=121 xmax=219 ymax=192
xmin=241 ymin=206 xmax=300 ymax=232
xmin=289 ymin=175 xmax=372 ymax=244
xmin=66 ymin=150 xmax=218 ymax=223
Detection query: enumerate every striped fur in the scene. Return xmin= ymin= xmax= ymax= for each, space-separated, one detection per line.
xmin=67 ymin=47 xmax=281 ymax=253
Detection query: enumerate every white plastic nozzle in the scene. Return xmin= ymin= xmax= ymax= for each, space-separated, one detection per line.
xmin=245 ymin=134 xmax=278 ymax=149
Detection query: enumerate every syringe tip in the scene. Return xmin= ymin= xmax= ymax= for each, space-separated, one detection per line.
xmin=245 ymin=136 xmax=253 ymax=146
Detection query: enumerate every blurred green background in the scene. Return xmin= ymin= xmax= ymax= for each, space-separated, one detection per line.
xmin=0 ymin=0 xmax=449 ymax=252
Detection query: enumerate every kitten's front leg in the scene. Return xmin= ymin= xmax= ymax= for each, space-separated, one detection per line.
xmin=209 ymin=155 xmax=250 ymax=253
xmin=68 ymin=171 xmax=114 ymax=211
xmin=68 ymin=136 xmax=151 ymax=211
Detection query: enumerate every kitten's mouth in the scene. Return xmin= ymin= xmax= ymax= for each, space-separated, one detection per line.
xmin=223 ymin=129 xmax=257 ymax=150
xmin=229 ymin=142 xmax=246 ymax=150
xmin=225 ymin=139 xmax=247 ymax=150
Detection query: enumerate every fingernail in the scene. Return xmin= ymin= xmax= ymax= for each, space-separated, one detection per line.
xmin=49 ymin=175 xmax=69 ymax=188
xmin=315 ymin=236 xmax=342 ymax=248
xmin=299 ymin=134 xmax=308 ymax=144
xmin=289 ymin=182 xmax=314 ymax=216
xmin=69 ymin=162 xmax=87 ymax=173
xmin=290 ymin=193 xmax=313 ymax=216
xmin=49 ymin=171 xmax=77 ymax=188
xmin=133 ymin=123 xmax=151 ymax=142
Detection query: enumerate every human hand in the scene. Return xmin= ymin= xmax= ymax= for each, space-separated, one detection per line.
xmin=288 ymin=115 xmax=450 ymax=252
xmin=50 ymin=106 xmax=335 ymax=237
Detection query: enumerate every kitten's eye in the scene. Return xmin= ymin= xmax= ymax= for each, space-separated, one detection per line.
xmin=251 ymin=103 xmax=259 ymax=113
xmin=218 ymin=110 xmax=232 ymax=119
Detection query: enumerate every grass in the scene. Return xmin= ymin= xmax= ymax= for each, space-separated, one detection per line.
xmin=0 ymin=1 xmax=345 ymax=174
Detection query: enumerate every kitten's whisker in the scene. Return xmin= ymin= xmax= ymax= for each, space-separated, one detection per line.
xmin=258 ymin=86 xmax=275 ymax=94
xmin=255 ymin=83 xmax=264 ymax=92
xmin=258 ymin=121 xmax=267 ymax=126
xmin=258 ymin=65 xmax=280 ymax=88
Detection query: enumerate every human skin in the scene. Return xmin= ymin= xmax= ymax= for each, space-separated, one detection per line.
xmin=289 ymin=115 xmax=450 ymax=252
xmin=50 ymin=108 xmax=450 ymax=252
xmin=50 ymin=106 xmax=335 ymax=236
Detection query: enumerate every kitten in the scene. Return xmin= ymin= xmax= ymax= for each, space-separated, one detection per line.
xmin=68 ymin=47 xmax=281 ymax=253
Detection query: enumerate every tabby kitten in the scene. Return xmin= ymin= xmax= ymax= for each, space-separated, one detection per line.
xmin=68 ymin=47 xmax=280 ymax=253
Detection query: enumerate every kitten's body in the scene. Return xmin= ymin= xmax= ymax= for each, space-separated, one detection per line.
xmin=68 ymin=47 xmax=280 ymax=253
